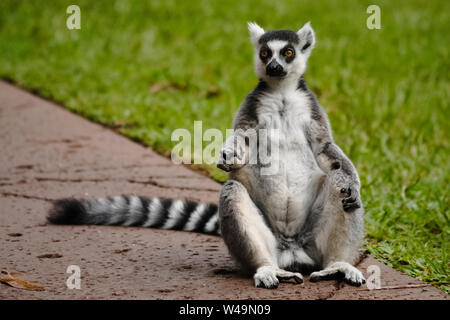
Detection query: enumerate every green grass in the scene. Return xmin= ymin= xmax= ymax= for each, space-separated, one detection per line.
xmin=0 ymin=0 xmax=448 ymax=293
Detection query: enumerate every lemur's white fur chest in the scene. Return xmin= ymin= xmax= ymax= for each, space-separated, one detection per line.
xmin=257 ymin=89 xmax=310 ymax=149
xmin=242 ymin=88 xmax=324 ymax=237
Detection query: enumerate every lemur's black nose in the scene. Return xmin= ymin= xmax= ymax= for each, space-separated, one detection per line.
xmin=266 ymin=60 xmax=286 ymax=77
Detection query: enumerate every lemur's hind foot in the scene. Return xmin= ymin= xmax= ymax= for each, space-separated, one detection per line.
xmin=254 ymin=266 xmax=303 ymax=289
xmin=309 ymin=262 xmax=365 ymax=286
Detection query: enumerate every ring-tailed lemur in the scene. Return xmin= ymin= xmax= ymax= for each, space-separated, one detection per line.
xmin=48 ymin=22 xmax=365 ymax=289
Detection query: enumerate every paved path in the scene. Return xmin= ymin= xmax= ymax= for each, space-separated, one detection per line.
xmin=0 ymin=81 xmax=447 ymax=299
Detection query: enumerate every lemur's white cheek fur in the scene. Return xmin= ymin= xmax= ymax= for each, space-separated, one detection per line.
xmin=254 ymin=55 xmax=267 ymax=79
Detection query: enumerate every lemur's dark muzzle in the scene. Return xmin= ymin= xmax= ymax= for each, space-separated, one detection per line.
xmin=266 ymin=60 xmax=286 ymax=77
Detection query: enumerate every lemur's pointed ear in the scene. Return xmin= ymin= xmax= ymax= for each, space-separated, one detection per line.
xmin=297 ymin=22 xmax=316 ymax=53
xmin=248 ymin=22 xmax=265 ymax=46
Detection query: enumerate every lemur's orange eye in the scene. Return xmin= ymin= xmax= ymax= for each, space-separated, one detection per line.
xmin=284 ymin=50 xmax=293 ymax=57
xmin=261 ymin=50 xmax=268 ymax=58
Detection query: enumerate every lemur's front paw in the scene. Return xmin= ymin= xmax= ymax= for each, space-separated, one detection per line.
xmin=310 ymin=262 xmax=366 ymax=286
xmin=339 ymin=185 xmax=361 ymax=212
xmin=253 ymin=266 xmax=303 ymax=289
xmin=254 ymin=266 xmax=279 ymax=289
xmin=217 ymin=148 xmax=238 ymax=172
xmin=217 ymin=147 xmax=245 ymax=172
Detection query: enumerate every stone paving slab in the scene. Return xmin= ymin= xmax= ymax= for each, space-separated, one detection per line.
xmin=0 ymin=81 xmax=447 ymax=299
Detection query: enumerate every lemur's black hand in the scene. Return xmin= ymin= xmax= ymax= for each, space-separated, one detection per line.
xmin=340 ymin=186 xmax=361 ymax=212
xmin=217 ymin=148 xmax=239 ymax=172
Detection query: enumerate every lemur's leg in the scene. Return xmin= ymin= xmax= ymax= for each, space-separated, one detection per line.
xmin=219 ymin=180 xmax=303 ymax=289
xmin=309 ymin=170 xmax=366 ymax=286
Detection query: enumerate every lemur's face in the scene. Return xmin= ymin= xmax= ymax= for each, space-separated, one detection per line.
xmin=248 ymin=22 xmax=316 ymax=82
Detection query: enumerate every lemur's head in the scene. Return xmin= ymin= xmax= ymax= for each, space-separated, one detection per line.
xmin=248 ymin=22 xmax=315 ymax=83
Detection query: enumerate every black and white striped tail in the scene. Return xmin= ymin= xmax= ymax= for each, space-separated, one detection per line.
xmin=47 ymin=196 xmax=220 ymax=235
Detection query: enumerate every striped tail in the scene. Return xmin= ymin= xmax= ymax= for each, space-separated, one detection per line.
xmin=47 ymin=196 xmax=220 ymax=235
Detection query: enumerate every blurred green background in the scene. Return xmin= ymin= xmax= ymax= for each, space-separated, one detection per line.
xmin=0 ymin=0 xmax=448 ymax=292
